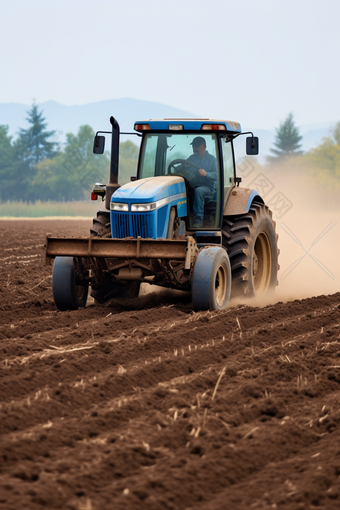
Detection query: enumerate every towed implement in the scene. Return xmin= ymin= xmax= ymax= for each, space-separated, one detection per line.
xmin=46 ymin=117 xmax=278 ymax=311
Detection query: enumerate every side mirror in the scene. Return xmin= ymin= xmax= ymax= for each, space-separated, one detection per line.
xmin=246 ymin=136 xmax=259 ymax=156
xmin=93 ymin=135 xmax=105 ymax=154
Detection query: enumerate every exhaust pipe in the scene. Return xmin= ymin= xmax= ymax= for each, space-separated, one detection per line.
xmin=105 ymin=116 xmax=121 ymax=210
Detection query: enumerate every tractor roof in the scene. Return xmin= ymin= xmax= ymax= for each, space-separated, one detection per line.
xmin=134 ymin=119 xmax=241 ymax=133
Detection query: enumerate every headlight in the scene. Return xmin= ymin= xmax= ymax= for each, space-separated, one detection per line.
xmin=110 ymin=202 xmax=129 ymax=212
xmin=131 ymin=202 xmax=157 ymax=212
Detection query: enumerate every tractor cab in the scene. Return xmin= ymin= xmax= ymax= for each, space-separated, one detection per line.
xmin=134 ymin=120 xmax=241 ymax=230
xmin=93 ymin=118 xmax=258 ymax=238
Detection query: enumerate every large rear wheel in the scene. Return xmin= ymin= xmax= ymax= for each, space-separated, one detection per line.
xmin=222 ymin=202 xmax=278 ymax=298
xmin=90 ymin=211 xmax=111 ymax=238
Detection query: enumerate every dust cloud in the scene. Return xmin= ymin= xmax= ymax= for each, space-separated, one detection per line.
xmin=128 ymin=161 xmax=340 ymax=307
xmin=242 ymin=160 xmax=340 ymax=303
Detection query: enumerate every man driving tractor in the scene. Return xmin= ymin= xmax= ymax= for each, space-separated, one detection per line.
xmin=187 ymin=136 xmax=217 ymax=227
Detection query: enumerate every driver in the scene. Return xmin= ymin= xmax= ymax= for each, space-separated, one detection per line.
xmin=187 ymin=136 xmax=217 ymax=228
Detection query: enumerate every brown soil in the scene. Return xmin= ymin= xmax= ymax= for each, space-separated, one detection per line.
xmin=1 ymin=219 xmax=340 ymax=510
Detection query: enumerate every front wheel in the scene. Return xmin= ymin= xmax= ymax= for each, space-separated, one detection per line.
xmin=52 ymin=257 xmax=89 ymax=310
xmin=192 ymin=247 xmax=231 ymax=311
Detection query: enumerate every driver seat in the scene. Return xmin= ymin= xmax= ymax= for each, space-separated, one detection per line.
xmin=204 ymin=192 xmax=217 ymax=213
xmin=203 ymin=191 xmax=217 ymax=226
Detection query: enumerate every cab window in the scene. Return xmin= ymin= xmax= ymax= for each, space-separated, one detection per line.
xmin=138 ymin=132 xmax=221 ymax=229
xmin=138 ymin=135 xmax=158 ymax=178
xmin=222 ymin=139 xmax=234 ymax=206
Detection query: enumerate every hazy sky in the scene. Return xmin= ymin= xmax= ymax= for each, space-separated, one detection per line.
xmin=1 ymin=0 xmax=339 ymax=129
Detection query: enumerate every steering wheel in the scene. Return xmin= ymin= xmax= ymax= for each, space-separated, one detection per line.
xmin=167 ymin=159 xmax=200 ymax=183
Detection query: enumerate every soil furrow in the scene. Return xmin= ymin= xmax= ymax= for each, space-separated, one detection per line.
xmin=1 ymin=220 xmax=340 ymax=510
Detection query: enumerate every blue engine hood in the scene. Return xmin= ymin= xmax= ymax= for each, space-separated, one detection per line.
xmin=110 ymin=175 xmax=187 ymax=239
xmin=111 ymin=175 xmax=186 ymax=204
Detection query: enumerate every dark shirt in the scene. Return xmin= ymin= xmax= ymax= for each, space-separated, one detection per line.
xmin=187 ymin=151 xmax=217 ymax=191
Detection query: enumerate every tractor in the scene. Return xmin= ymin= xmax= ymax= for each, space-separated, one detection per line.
xmin=46 ymin=117 xmax=278 ymax=311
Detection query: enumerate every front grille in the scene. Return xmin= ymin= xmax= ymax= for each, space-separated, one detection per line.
xmin=111 ymin=212 xmax=129 ymax=238
xmin=111 ymin=212 xmax=154 ymax=238
xmin=131 ymin=213 xmax=152 ymax=238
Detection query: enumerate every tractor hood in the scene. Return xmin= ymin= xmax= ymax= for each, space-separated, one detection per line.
xmin=111 ymin=175 xmax=186 ymax=204
xmin=110 ymin=175 xmax=187 ymax=239
xmin=110 ymin=176 xmax=187 ymax=239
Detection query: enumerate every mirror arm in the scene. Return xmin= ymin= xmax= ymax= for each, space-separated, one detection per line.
xmin=95 ymin=131 xmax=142 ymax=137
xmin=240 ymin=131 xmax=255 ymax=143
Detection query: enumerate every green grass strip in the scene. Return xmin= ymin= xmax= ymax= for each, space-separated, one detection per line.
xmin=0 ymin=200 xmax=99 ymax=218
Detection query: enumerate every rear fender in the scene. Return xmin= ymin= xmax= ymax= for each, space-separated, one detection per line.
xmin=223 ymin=187 xmax=263 ymax=216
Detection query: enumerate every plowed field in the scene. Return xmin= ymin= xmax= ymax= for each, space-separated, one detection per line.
xmin=1 ymin=220 xmax=340 ymax=510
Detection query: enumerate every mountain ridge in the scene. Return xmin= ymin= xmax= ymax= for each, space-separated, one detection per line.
xmin=0 ymin=98 xmax=336 ymax=158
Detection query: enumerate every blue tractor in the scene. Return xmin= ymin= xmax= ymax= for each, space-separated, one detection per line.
xmin=46 ymin=117 xmax=278 ymax=311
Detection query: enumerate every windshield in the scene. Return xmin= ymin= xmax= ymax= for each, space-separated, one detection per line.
xmin=139 ymin=133 xmax=220 ymax=179
xmin=138 ymin=132 xmax=222 ymax=229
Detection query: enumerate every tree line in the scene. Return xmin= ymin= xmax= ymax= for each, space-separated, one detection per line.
xmin=268 ymin=112 xmax=340 ymax=192
xmin=0 ymin=103 xmax=139 ymax=202
xmin=0 ymin=104 xmax=339 ymax=202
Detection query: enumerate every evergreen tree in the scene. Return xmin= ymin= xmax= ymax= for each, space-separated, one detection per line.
xmin=12 ymin=102 xmax=58 ymax=200
xmin=15 ymin=102 xmax=57 ymax=166
xmin=0 ymin=125 xmax=17 ymax=201
xmin=268 ymin=112 xmax=303 ymax=161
